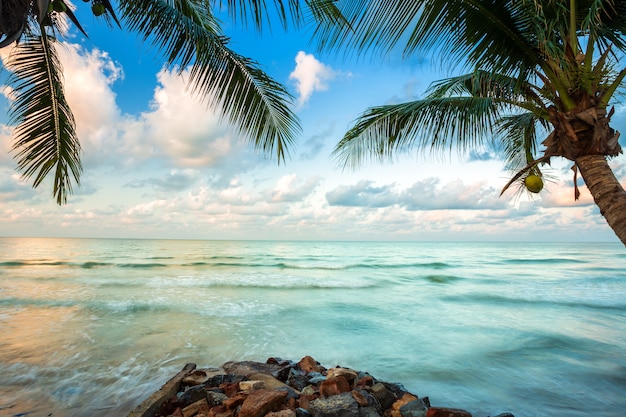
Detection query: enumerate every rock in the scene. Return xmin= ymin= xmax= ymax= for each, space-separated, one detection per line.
xmin=354 ymin=376 xmax=374 ymax=388
xmin=238 ymin=388 xmax=289 ymax=417
xmin=493 ymin=414 xmax=514 ymax=417
xmin=266 ymin=410 xmax=297 ymax=417
xmin=308 ymin=392 xmax=359 ymax=417
xmin=320 ymin=376 xmax=351 ymax=397
xmin=249 ymin=372 xmax=294 ymax=391
xmin=398 ymin=398 xmax=427 ymax=417
xmin=370 ymin=383 xmax=395 ymax=409
xmin=182 ymin=370 xmax=210 ymax=387
xmin=240 ymin=380 xmax=265 ymax=391
xmin=223 ymin=361 xmax=285 ymax=377
xmin=326 ymin=368 xmax=358 ymax=382
xmin=358 ymin=406 xmax=381 ymax=417
xmin=299 ymin=356 xmax=322 ymax=373
xmin=205 ymin=391 xmax=228 ymax=407
xmin=296 ymin=407 xmax=313 ymax=417
xmin=182 ymin=399 xmax=210 ymax=417
xmin=222 ymin=392 xmax=248 ymax=411
xmin=178 ymin=385 xmax=209 ymax=406
xmin=425 ymin=408 xmax=472 ymax=417
xmin=392 ymin=393 xmax=419 ymax=411
xmin=204 ymin=374 xmax=245 ymax=389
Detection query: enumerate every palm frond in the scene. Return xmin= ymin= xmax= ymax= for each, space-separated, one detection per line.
xmin=333 ymin=96 xmax=504 ymax=169
xmin=7 ymin=32 xmax=81 ymax=205
xmin=118 ymin=0 xmax=300 ymax=162
xmin=426 ymin=70 xmax=547 ymax=112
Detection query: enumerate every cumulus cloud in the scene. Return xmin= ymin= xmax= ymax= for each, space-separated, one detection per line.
xmin=326 ymin=180 xmax=398 ymax=208
xmin=270 ymin=174 xmax=321 ymax=202
xmin=326 ymin=178 xmax=508 ymax=211
xmin=400 ymin=178 xmax=507 ymax=210
xmin=289 ymin=51 xmax=336 ymax=108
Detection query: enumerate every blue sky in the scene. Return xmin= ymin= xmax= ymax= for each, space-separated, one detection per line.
xmin=0 ymin=4 xmax=625 ymax=242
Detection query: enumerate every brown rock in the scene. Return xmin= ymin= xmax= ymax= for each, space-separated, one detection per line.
xmin=239 ymin=380 xmax=265 ymax=391
xmin=223 ymin=392 xmax=248 ymax=410
xmin=326 ymin=368 xmax=358 ymax=382
xmin=266 ymin=410 xmax=296 ymax=417
xmin=220 ymin=382 xmax=241 ymax=397
xmin=370 ymin=383 xmax=395 ymax=409
xmin=238 ymin=389 xmax=289 ymax=417
xmin=426 ymin=408 xmax=472 ymax=417
xmin=207 ymin=405 xmax=234 ymax=417
xmin=320 ymin=376 xmax=351 ymax=397
xmin=298 ymin=356 xmax=321 ymax=373
xmin=183 ymin=399 xmax=211 ymax=417
xmin=355 ymin=376 xmax=374 ymax=388
xmin=391 ymin=394 xmax=419 ymax=417
xmin=248 ymin=372 xmax=294 ymax=391
xmin=351 ymin=390 xmax=369 ymax=407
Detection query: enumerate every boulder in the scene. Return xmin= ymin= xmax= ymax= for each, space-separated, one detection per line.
xmin=182 ymin=399 xmax=210 ymax=417
xmin=298 ymin=356 xmax=322 ymax=373
xmin=308 ymin=392 xmax=359 ymax=417
xmin=370 ymin=383 xmax=395 ymax=409
xmin=320 ymin=376 xmax=351 ymax=397
xmin=425 ymin=408 xmax=472 ymax=417
xmin=238 ymin=388 xmax=289 ymax=417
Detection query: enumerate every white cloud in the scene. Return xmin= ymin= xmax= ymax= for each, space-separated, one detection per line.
xmin=289 ymin=51 xmax=336 ymax=108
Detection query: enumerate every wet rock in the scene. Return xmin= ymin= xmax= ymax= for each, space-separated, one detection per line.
xmin=206 ymin=391 xmax=228 ymax=407
xmin=320 ymin=376 xmax=351 ymax=397
xmin=299 ymin=356 xmax=322 ymax=373
xmin=358 ymin=406 xmax=381 ymax=417
xmin=308 ymin=392 xmax=359 ymax=417
xmin=390 ymin=393 xmax=420 ymax=417
xmin=238 ymin=388 xmax=289 ymax=417
xmin=249 ymin=372 xmax=294 ymax=391
xmin=370 ymin=383 xmax=395 ymax=409
xmin=326 ymin=368 xmax=358 ymax=383
xmin=240 ymin=380 xmax=265 ymax=391
xmin=223 ymin=361 xmax=285 ymax=377
xmin=296 ymin=407 xmax=313 ymax=417
xmin=397 ymin=397 xmax=427 ymax=417
xmin=267 ymin=410 xmax=297 ymax=417
xmin=204 ymin=374 xmax=245 ymax=389
xmin=178 ymin=385 xmax=209 ymax=406
xmin=137 ymin=356 xmax=513 ymax=417
xmin=182 ymin=399 xmax=210 ymax=417
xmin=425 ymin=408 xmax=472 ymax=417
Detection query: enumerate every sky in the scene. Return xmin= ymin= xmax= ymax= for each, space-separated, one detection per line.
xmin=0 ymin=4 xmax=625 ymax=242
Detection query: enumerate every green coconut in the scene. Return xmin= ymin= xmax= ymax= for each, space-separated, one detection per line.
xmin=92 ymin=3 xmax=106 ymax=16
xmin=525 ymin=174 xmax=544 ymax=193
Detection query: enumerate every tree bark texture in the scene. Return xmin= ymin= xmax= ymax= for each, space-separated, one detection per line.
xmin=575 ymin=155 xmax=626 ymax=246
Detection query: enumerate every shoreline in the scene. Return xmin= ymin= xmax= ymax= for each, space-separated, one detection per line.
xmin=128 ymin=356 xmax=514 ymax=417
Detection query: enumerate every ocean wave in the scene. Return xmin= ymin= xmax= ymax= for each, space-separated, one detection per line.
xmin=442 ymin=293 xmax=626 ymax=311
xmin=499 ymin=258 xmax=587 ymax=265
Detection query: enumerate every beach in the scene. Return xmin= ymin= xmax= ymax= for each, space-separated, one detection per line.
xmin=1 ymin=238 xmax=625 ymax=416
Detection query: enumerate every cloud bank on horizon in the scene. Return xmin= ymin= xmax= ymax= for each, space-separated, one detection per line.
xmin=0 ymin=32 xmax=624 ymax=242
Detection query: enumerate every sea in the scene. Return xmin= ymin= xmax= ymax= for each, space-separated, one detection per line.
xmin=0 ymin=237 xmax=624 ymax=417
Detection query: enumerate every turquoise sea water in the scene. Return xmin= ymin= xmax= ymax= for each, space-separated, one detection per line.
xmin=0 ymin=238 xmax=624 ymax=417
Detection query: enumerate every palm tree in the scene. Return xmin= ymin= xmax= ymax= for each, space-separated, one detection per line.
xmin=316 ymin=0 xmax=626 ymax=245
xmin=1 ymin=0 xmax=342 ymax=204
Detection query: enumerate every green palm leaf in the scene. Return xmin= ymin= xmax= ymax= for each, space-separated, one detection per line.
xmin=118 ymin=0 xmax=300 ymax=161
xmin=333 ymin=96 xmax=504 ymax=169
xmin=7 ymin=32 xmax=81 ymax=205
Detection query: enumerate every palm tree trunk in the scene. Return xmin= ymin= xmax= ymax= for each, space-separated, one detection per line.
xmin=575 ymin=155 xmax=626 ymax=245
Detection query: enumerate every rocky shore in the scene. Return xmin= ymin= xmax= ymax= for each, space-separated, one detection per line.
xmin=127 ymin=356 xmax=514 ymax=417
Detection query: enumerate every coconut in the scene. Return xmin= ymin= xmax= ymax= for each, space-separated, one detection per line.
xmin=525 ymin=174 xmax=544 ymax=193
